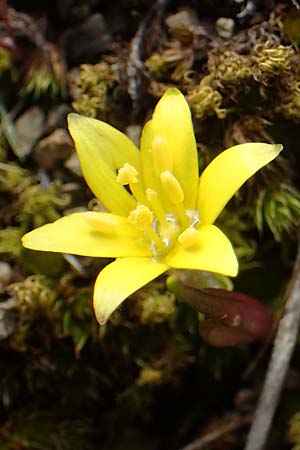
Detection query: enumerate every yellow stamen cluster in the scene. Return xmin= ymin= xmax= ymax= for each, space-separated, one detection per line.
xmin=117 ymin=136 xmax=199 ymax=257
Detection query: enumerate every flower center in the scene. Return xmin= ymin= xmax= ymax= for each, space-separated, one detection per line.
xmin=116 ymin=138 xmax=200 ymax=258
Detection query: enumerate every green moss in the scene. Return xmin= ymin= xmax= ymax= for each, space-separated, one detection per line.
xmin=71 ymin=61 xmax=116 ymax=118
xmin=137 ymin=289 xmax=175 ymax=325
xmin=187 ymin=75 xmax=227 ymax=119
xmin=0 ymin=227 xmax=23 ymax=257
xmin=208 ymin=50 xmax=252 ymax=86
xmin=252 ymin=43 xmax=295 ymax=85
xmin=255 ymin=183 xmax=300 ymax=242
xmin=18 ymin=181 xmax=70 ymax=228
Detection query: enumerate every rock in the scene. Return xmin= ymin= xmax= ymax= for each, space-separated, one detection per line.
xmin=216 ymin=17 xmax=235 ymax=38
xmin=64 ymin=152 xmax=82 ymax=176
xmin=0 ymin=262 xmax=12 ymax=290
xmin=47 ymin=104 xmax=73 ymax=130
xmin=15 ymin=106 xmax=45 ymax=158
xmin=126 ymin=125 xmax=141 ymax=147
xmin=61 ymin=13 xmax=112 ymax=65
xmin=33 ymin=129 xmax=74 ymax=170
xmin=0 ymin=298 xmax=17 ymax=340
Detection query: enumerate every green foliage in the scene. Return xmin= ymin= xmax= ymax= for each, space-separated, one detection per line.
xmin=255 ymin=183 xmax=300 ymax=242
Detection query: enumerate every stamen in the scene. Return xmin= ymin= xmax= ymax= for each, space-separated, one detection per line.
xmin=152 ymin=136 xmax=173 ymax=175
xmin=117 ymin=162 xmax=147 ymax=204
xmin=160 ymin=171 xmax=189 ymax=228
xmin=84 ymin=212 xmax=119 ymax=233
xmin=128 ymin=204 xmax=154 ymax=228
xmin=160 ymin=171 xmax=184 ymax=204
xmin=128 ymin=204 xmax=164 ymax=252
xmin=178 ymin=227 xmax=200 ymax=250
xmin=117 ymin=163 xmax=138 ymax=185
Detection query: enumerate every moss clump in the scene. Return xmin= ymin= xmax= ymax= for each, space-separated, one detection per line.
xmin=71 ymin=61 xmax=117 ymax=119
xmin=187 ymin=75 xmax=227 ymax=119
xmin=137 ymin=290 xmax=175 ymax=325
xmin=208 ymin=50 xmax=252 ymax=87
xmin=255 ymin=183 xmax=300 ymax=242
xmin=0 ymin=227 xmax=23 ymax=257
xmin=275 ymin=74 xmax=300 ymax=121
xmin=252 ymin=43 xmax=295 ymax=85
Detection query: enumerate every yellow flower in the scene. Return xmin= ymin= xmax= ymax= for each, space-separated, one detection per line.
xmin=22 ymin=89 xmax=282 ymax=324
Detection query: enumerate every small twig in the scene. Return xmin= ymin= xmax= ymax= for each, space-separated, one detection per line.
xmin=244 ymin=237 xmax=300 ymax=450
xmin=180 ymin=414 xmax=253 ymax=450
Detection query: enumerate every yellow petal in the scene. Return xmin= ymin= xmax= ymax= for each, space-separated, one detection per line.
xmin=22 ymin=213 xmax=152 ymax=257
xmin=164 ymin=224 xmax=238 ymax=276
xmin=68 ymin=114 xmax=141 ymax=215
xmin=140 ymin=88 xmax=198 ymax=210
xmin=198 ymin=143 xmax=283 ymax=224
xmin=93 ymin=257 xmax=168 ymax=324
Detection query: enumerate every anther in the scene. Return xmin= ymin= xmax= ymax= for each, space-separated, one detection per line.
xmin=127 ymin=204 xmax=154 ymax=229
xmin=117 ymin=163 xmax=138 ymax=185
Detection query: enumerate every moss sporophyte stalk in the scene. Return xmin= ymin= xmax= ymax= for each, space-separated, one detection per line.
xmin=21 ymin=89 xmax=282 ymax=325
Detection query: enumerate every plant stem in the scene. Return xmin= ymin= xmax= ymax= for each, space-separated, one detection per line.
xmin=244 ymin=237 xmax=300 ymax=450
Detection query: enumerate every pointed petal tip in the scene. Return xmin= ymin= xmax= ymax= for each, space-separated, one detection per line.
xmin=229 ymin=264 xmax=238 ymax=278
xmin=21 ymin=232 xmax=35 ymax=249
xmin=97 ymin=316 xmax=108 ymax=326
xmin=274 ymin=143 xmax=283 ymax=154
xmin=67 ymin=112 xmax=87 ymax=128
xmin=163 ymin=87 xmax=184 ymax=97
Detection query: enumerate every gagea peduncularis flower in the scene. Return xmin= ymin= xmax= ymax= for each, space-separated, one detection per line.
xmin=22 ymin=89 xmax=282 ymax=324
